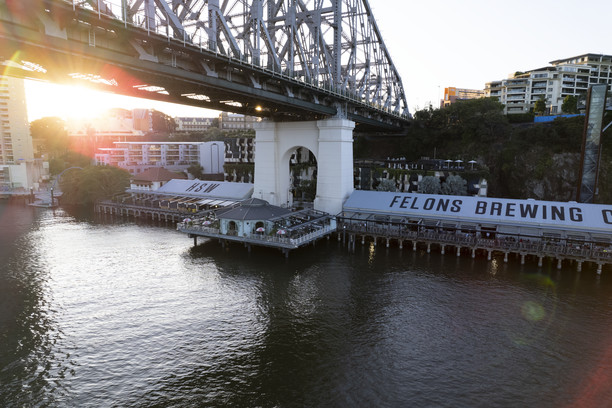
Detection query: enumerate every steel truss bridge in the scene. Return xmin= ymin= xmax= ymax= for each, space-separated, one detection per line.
xmin=0 ymin=0 xmax=410 ymax=130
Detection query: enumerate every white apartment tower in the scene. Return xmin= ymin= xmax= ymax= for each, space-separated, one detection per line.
xmin=485 ymin=53 xmax=612 ymax=115
xmin=0 ymin=76 xmax=33 ymax=163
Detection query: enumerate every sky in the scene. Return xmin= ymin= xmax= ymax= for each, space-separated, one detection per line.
xmin=23 ymin=0 xmax=612 ymax=121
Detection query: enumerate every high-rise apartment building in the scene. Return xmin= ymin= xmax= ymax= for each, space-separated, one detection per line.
xmin=0 ymin=76 xmax=33 ymax=164
xmin=0 ymin=76 xmax=46 ymax=190
xmin=218 ymin=112 xmax=260 ymax=130
xmin=441 ymin=87 xmax=485 ymax=108
xmin=485 ymin=53 xmax=612 ymax=115
xmin=95 ymin=141 xmax=225 ymax=175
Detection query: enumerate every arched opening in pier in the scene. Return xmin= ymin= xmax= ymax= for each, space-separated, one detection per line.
xmin=286 ymin=147 xmax=318 ymax=208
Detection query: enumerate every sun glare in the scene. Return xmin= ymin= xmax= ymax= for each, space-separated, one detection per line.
xmin=24 ymin=80 xmax=218 ymax=122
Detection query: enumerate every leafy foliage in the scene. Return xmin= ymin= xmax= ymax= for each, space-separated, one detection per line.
xmin=418 ymin=176 xmax=442 ymax=194
xmin=534 ymin=96 xmax=547 ymax=115
xmin=441 ymin=175 xmax=467 ymax=195
xmin=59 ymin=165 xmax=130 ymax=205
xmin=295 ymin=180 xmax=316 ymax=201
xmin=376 ymin=178 xmax=397 ymax=192
xmin=561 ymin=95 xmax=579 ymax=114
xmin=188 ymin=164 xmax=204 ymax=179
xmin=355 ymin=98 xmax=612 ymax=202
xmin=30 ymin=116 xmax=69 ymax=157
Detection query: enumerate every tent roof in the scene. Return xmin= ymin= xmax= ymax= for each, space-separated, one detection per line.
xmin=216 ymin=198 xmax=291 ymax=221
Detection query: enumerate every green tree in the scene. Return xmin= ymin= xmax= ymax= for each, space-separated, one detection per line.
xmin=534 ymin=96 xmax=547 ymax=115
xmin=441 ymin=175 xmax=468 ymax=195
xmin=418 ymin=176 xmax=442 ymax=194
xmin=561 ymin=95 xmax=579 ymax=114
xmin=60 ymin=165 xmax=130 ymax=205
xmin=188 ymin=164 xmax=204 ymax=179
xmin=376 ymin=178 xmax=397 ymax=192
xmin=30 ymin=116 xmax=69 ymax=157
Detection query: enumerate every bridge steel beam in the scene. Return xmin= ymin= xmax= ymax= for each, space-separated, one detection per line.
xmin=0 ymin=0 xmax=410 ymax=130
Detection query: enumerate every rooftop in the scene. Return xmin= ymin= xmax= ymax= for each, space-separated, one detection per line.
xmin=215 ymin=198 xmax=291 ymax=221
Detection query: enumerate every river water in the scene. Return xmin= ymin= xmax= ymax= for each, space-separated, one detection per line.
xmin=1 ymin=202 xmax=611 ymax=407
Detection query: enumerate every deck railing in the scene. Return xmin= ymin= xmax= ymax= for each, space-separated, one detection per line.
xmin=338 ymin=222 xmax=612 ymax=262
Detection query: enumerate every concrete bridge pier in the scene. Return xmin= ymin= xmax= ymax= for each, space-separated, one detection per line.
xmin=456 ymin=247 xmax=461 ymax=257
xmin=557 ymin=258 xmax=563 ymax=270
xmin=253 ymin=118 xmax=355 ymax=215
xmin=597 ymin=263 xmax=603 ymax=275
xmin=538 ymin=256 xmax=543 ymax=267
xmin=440 ymin=245 xmax=445 ymax=255
xmin=398 ymin=240 xmax=403 ymax=249
xmin=504 ymin=252 xmax=509 ymax=263
xmin=577 ymin=261 xmax=583 ymax=272
xmin=471 ymin=249 xmax=476 ymax=258
xmin=413 ymin=241 xmax=417 ymax=252
xmin=487 ymin=250 xmax=492 ymax=261
xmin=521 ymin=254 xmax=526 ymax=265
xmin=427 ymin=243 xmax=431 ymax=253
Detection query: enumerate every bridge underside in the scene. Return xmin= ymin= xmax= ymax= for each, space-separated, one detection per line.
xmin=0 ymin=1 xmax=408 ymax=131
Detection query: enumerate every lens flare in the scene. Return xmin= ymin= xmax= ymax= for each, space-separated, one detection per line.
xmin=521 ymin=301 xmax=546 ymax=322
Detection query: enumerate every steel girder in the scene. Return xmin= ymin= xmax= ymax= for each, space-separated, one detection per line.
xmin=0 ymin=0 xmax=409 ymax=128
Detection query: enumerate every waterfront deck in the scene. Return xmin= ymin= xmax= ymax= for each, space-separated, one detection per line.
xmin=95 ymin=201 xmax=199 ymax=223
xmin=178 ymin=223 xmax=336 ymax=256
xmin=337 ymin=221 xmax=612 ymax=274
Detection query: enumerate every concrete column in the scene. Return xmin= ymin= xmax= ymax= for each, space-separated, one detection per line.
xmin=253 ymin=121 xmax=282 ymax=206
xmin=362 ymin=236 xmax=365 ymax=245
xmin=487 ymin=251 xmax=492 ymax=261
xmin=456 ymin=247 xmax=461 ymax=257
xmin=413 ymin=241 xmax=417 ymax=252
xmin=441 ymin=245 xmax=445 ymax=255
xmin=314 ymin=118 xmax=355 ymax=214
xmin=471 ymin=249 xmax=476 ymax=258
xmin=557 ymin=258 xmax=563 ymax=270
xmin=538 ymin=256 xmax=543 ymax=267
xmin=399 ymin=240 xmax=403 ymax=249
xmin=597 ymin=263 xmax=603 ymax=275
xmin=577 ymin=261 xmax=583 ymax=272
xmin=504 ymin=252 xmax=509 ymax=263
xmin=520 ymin=254 xmax=525 ymax=265
xmin=386 ymin=238 xmax=390 ymax=248
xmin=427 ymin=243 xmax=431 ymax=253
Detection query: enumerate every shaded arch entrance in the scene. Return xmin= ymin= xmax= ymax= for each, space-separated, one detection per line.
xmin=253 ymin=118 xmax=355 ymax=214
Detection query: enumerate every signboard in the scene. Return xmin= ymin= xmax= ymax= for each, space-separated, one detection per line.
xmin=156 ymin=179 xmax=254 ymax=200
xmin=343 ymin=190 xmax=612 ymax=232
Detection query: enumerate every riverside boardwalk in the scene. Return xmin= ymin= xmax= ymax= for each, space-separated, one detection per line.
xmin=339 ymin=190 xmax=612 ymax=274
xmin=336 ymin=220 xmax=611 ymax=273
